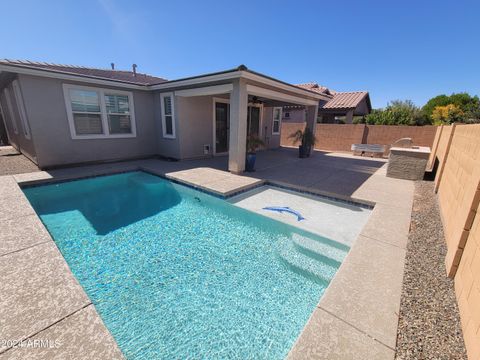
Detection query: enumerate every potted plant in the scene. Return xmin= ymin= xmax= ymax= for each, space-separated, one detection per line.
xmin=245 ymin=135 xmax=265 ymax=172
xmin=289 ymin=127 xmax=317 ymax=158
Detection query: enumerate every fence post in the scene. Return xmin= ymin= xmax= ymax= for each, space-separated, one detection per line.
xmin=428 ymin=125 xmax=443 ymax=170
xmin=435 ymin=123 xmax=456 ymax=193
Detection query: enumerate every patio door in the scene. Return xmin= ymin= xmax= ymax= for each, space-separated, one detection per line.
xmin=214 ymin=101 xmax=229 ymax=154
xmin=247 ymin=106 xmax=261 ymax=137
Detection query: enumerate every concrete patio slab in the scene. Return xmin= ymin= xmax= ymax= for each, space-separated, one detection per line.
xmin=165 ymin=167 xmax=263 ymax=196
xmin=0 ymin=215 xmax=51 ymax=256
xmin=360 ymin=203 xmax=411 ymax=249
xmin=0 ymin=190 xmax=36 ymax=221
xmin=0 ymin=242 xmax=90 ymax=354
xmin=287 ymin=307 xmax=394 ymax=360
xmin=318 ymin=235 xmax=406 ymax=349
xmin=0 ymin=305 xmax=124 ymax=360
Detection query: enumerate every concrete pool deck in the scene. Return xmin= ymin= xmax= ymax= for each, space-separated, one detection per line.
xmin=0 ymin=148 xmax=413 ymax=359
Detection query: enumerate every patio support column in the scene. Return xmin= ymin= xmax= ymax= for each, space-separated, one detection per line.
xmin=228 ymin=78 xmax=248 ymax=173
xmin=305 ymin=104 xmax=319 ymax=133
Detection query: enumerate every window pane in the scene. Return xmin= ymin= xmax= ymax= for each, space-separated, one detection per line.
xmin=70 ymin=90 xmax=100 ymax=112
xmin=274 ymin=108 xmax=281 ymax=120
xmin=108 ymin=114 xmax=132 ymax=134
xmin=273 ymin=121 xmax=280 ymax=133
xmin=165 ymin=115 xmax=173 ymax=135
xmin=105 ymin=94 xmax=130 ymax=114
xmin=73 ymin=113 xmax=103 ymax=135
xmin=163 ymin=96 xmax=172 ymax=115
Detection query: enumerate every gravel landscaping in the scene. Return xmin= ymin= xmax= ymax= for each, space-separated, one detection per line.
xmin=395 ymin=181 xmax=467 ymax=359
xmin=0 ymin=146 xmax=40 ymax=175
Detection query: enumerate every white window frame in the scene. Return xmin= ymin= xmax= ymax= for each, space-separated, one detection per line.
xmin=62 ymin=84 xmax=136 ymax=140
xmin=3 ymin=88 xmax=19 ymax=134
xmin=160 ymin=92 xmax=176 ymax=139
xmin=12 ymin=80 xmax=31 ymax=139
xmin=272 ymin=106 xmax=282 ymax=135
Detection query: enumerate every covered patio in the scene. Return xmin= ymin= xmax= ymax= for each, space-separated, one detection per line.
xmin=152 ymin=66 xmax=329 ymax=173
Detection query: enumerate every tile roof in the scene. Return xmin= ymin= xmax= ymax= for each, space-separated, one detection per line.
xmin=321 ymin=91 xmax=369 ymax=110
xmin=296 ymin=82 xmax=369 ymax=110
xmin=0 ymin=59 xmax=168 ymax=86
xmin=296 ymin=82 xmax=335 ymax=96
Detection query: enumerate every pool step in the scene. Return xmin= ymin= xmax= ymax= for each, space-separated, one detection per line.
xmin=277 ymin=238 xmax=339 ymax=285
xmin=291 ymin=234 xmax=348 ymax=267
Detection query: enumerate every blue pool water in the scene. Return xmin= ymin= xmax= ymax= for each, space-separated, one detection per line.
xmin=23 ymin=172 xmax=349 ymax=359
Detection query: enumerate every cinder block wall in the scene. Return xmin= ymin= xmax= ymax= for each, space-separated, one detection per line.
xmin=434 ymin=125 xmax=454 ymax=189
xmin=280 ymin=122 xmax=305 ymax=147
xmin=365 ymin=125 xmax=437 ymax=147
xmin=435 ymin=124 xmax=480 ymax=359
xmin=315 ymin=124 xmax=365 ymax=151
xmin=455 ymin=198 xmax=480 ymax=359
xmin=280 ymin=123 xmax=437 ymax=152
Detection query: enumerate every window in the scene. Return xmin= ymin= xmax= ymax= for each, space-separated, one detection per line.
xmin=3 ymin=88 xmax=19 ymax=134
xmin=63 ymin=84 xmax=136 ymax=139
xmin=284 ymin=112 xmax=290 ymax=118
xmin=272 ymin=107 xmax=282 ymax=135
xmin=160 ymin=93 xmax=175 ymax=138
xmin=105 ymin=94 xmax=132 ymax=134
xmin=12 ymin=80 xmax=31 ymax=139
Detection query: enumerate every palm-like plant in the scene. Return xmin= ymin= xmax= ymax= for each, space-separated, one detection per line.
xmin=246 ymin=135 xmax=265 ymax=154
xmin=289 ymin=127 xmax=317 ymax=148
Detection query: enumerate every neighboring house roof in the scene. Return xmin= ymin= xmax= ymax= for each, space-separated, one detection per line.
xmin=296 ymin=82 xmax=335 ymax=96
xmin=295 ymin=82 xmax=371 ymax=112
xmin=321 ymin=91 xmax=370 ymax=111
xmin=0 ymin=59 xmax=168 ymax=86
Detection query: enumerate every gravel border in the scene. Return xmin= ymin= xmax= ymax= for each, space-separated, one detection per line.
xmin=0 ymin=146 xmax=39 ymax=175
xmin=395 ymin=181 xmax=467 ymax=359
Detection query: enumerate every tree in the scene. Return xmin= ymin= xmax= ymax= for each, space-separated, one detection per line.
xmin=431 ymin=104 xmax=465 ymax=125
xmin=363 ymin=100 xmax=428 ymax=126
xmin=422 ymin=93 xmax=480 ymax=123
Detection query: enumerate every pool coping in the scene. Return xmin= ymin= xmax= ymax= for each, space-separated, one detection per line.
xmin=1 ymin=161 xmax=413 ymax=359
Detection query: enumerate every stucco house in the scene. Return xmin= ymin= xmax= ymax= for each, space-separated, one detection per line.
xmin=283 ymin=83 xmax=371 ymax=124
xmin=0 ymin=60 xmax=332 ymax=173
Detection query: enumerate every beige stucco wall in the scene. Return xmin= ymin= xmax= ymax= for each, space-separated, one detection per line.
xmin=0 ymin=80 xmax=37 ymax=162
xmin=173 ymin=96 xmax=283 ymax=160
xmin=19 ymin=74 xmax=158 ymax=168
xmin=176 ymin=95 xmax=214 ymax=159
xmin=282 ymin=108 xmax=305 ymax=123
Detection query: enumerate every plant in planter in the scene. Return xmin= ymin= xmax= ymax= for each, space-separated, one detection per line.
xmin=289 ymin=127 xmax=317 ymax=158
xmin=245 ymin=135 xmax=265 ymax=172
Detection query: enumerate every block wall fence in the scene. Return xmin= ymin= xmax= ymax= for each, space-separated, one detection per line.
xmin=280 ymin=123 xmax=437 ymax=151
xmin=432 ymin=124 xmax=480 ymax=360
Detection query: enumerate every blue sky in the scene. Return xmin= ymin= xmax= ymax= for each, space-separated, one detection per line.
xmin=1 ymin=0 xmax=478 ymax=108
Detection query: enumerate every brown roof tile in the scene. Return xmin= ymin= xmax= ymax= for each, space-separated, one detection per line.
xmin=296 ymin=82 xmax=335 ymax=96
xmin=321 ymin=91 xmax=369 ymax=110
xmin=0 ymin=59 xmax=168 ymax=86
xmin=295 ymin=82 xmax=370 ymax=110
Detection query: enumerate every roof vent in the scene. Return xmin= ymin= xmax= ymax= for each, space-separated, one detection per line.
xmin=132 ymin=64 xmax=137 ymax=76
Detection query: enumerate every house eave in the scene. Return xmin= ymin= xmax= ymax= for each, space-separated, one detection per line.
xmin=0 ymin=64 xmax=150 ymax=90
xmin=0 ymin=63 xmax=330 ymax=102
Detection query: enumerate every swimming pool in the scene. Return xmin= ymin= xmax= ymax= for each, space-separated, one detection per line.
xmin=23 ymin=171 xmax=349 ymax=359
